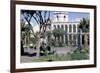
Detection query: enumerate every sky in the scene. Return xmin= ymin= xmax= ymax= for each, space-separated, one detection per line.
xmin=68 ymin=12 xmax=89 ymax=22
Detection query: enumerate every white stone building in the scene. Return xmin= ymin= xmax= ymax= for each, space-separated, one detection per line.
xmin=47 ymin=12 xmax=81 ymax=46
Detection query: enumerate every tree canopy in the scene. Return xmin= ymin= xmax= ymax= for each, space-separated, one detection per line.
xmin=52 ymin=29 xmax=65 ymax=37
xmin=79 ymin=18 xmax=89 ymax=32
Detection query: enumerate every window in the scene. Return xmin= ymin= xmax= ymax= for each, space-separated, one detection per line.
xmin=61 ymin=36 xmax=64 ymax=43
xmin=57 ymin=15 xmax=59 ymax=21
xmin=64 ymin=15 xmax=66 ymax=18
xmin=57 ymin=25 xmax=60 ymax=29
xmin=53 ymin=25 xmax=56 ymax=29
xmin=73 ymin=34 xmax=76 ymax=45
xmin=73 ymin=25 xmax=76 ymax=32
xmin=65 ymin=25 xmax=67 ymax=32
xmin=57 ymin=15 xmax=58 ymax=19
xmin=61 ymin=25 xmax=64 ymax=29
xmin=69 ymin=34 xmax=72 ymax=40
xmin=69 ymin=34 xmax=72 ymax=44
xmin=69 ymin=25 xmax=72 ymax=32
xmin=65 ymin=35 xmax=68 ymax=44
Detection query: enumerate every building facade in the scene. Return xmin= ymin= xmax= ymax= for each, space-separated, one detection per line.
xmin=47 ymin=12 xmax=81 ymax=46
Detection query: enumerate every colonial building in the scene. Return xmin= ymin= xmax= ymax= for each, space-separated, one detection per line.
xmin=47 ymin=12 xmax=82 ymax=46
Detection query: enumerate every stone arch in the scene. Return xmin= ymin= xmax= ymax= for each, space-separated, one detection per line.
xmin=57 ymin=25 xmax=60 ymax=29
xmin=73 ymin=24 xmax=76 ymax=32
xmin=69 ymin=25 xmax=72 ymax=32
xmin=65 ymin=25 xmax=68 ymax=32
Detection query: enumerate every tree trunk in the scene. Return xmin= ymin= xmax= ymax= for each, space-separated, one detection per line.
xmin=36 ymin=34 xmax=41 ymax=58
xmin=84 ymin=34 xmax=88 ymax=51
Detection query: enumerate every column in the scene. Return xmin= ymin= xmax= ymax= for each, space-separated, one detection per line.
xmin=76 ymin=24 xmax=78 ymax=33
xmin=60 ymin=25 xmax=61 ymax=43
xmin=67 ymin=35 xmax=69 ymax=46
xmin=63 ymin=35 xmax=65 ymax=44
xmin=76 ymin=24 xmax=78 ymax=46
xmin=76 ymin=34 xmax=77 ymax=46
xmin=80 ymin=29 xmax=82 ymax=46
xmin=68 ymin=24 xmax=69 ymax=33
xmin=71 ymin=25 xmax=73 ymax=46
xmin=78 ymin=28 xmax=82 ymax=50
xmin=63 ymin=25 xmax=65 ymax=43
xmin=67 ymin=24 xmax=69 ymax=46
xmin=72 ymin=24 xmax=73 ymax=33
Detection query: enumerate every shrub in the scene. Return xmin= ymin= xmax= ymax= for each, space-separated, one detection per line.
xmin=32 ymin=48 xmax=89 ymax=62
xmin=70 ymin=49 xmax=89 ymax=60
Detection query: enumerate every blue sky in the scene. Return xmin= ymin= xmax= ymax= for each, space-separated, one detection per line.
xmin=68 ymin=12 xmax=90 ymax=22
xmin=21 ymin=10 xmax=90 ymax=27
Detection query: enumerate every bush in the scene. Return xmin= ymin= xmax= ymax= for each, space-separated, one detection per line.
xmin=32 ymin=48 xmax=89 ymax=62
xmin=70 ymin=49 xmax=89 ymax=60
xmin=58 ymin=42 xmax=65 ymax=47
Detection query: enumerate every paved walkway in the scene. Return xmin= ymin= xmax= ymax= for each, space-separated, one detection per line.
xmin=53 ymin=46 xmax=76 ymax=54
xmin=21 ymin=56 xmax=36 ymax=63
xmin=21 ymin=46 xmax=76 ymax=63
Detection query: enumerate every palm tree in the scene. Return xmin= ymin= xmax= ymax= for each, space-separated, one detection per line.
xmin=45 ymin=31 xmax=52 ymax=45
xmin=21 ymin=19 xmax=34 ymax=50
xmin=21 ymin=19 xmax=25 ymax=55
xmin=21 ymin=10 xmax=51 ymax=57
xmin=79 ymin=18 xmax=90 ymax=51
xmin=79 ymin=18 xmax=89 ymax=32
xmin=21 ymin=10 xmax=36 ymax=37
